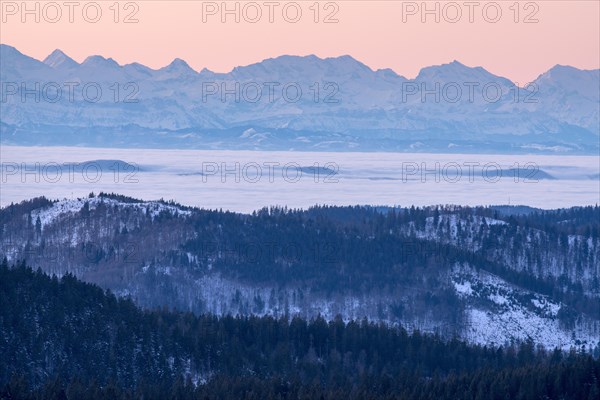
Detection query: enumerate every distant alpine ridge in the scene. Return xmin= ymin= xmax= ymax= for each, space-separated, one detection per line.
xmin=1 ymin=44 xmax=598 ymax=153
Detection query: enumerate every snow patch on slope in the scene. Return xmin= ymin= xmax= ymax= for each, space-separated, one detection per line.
xmin=30 ymin=197 xmax=191 ymax=229
xmin=452 ymin=265 xmax=600 ymax=350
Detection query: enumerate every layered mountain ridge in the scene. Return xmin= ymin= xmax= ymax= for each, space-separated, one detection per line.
xmin=1 ymin=44 xmax=598 ymax=153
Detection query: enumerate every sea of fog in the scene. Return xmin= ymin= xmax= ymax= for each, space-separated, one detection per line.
xmin=1 ymin=146 xmax=599 ymax=213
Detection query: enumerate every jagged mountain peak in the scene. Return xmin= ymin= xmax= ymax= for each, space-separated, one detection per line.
xmin=536 ymin=64 xmax=600 ymax=82
xmin=124 ymin=61 xmax=156 ymax=74
xmin=43 ymin=49 xmax=78 ymax=69
xmin=415 ymin=60 xmax=514 ymax=87
xmin=0 ymin=43 xmax=54 ymax=79
xmin=533 ymin=64 xmax=600 ymax=102
xmin=0 ymin=43 xmax=21 ymax=56
xmin=82 ymin=55 xmax=120 ymax=69
xmin=230 ymin=53 xmax=376 ymax=79
xmin=0 ymin=43 xmax=45 ymax=66
xmin=162 ymin=58 xmax=196 ymax=73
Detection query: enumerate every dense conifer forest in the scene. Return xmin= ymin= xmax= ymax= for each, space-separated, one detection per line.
xmin=1 ymin=195 xmax=599 ymax=352
xmin=1 ymin=262 xmax=599 ymax=399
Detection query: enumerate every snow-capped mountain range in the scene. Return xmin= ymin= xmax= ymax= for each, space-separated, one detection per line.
xmin=1 ymin=44 xmax=598 ymax=153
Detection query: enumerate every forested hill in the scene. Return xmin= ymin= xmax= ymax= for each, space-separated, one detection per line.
xmin=1 ymin=194 xmax=599 ymax=349
xmin=1 ymin=263 xmax=599 ymax=400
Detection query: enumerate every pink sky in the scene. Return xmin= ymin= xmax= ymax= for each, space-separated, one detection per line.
xmin=1 ymin=0 xmax=599 ymax=83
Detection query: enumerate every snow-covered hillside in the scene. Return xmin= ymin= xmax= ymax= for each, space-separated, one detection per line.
xmin=1 ymin=196 xmax=598 ymax=350
xmin=453 ymin=265 xmax=599 ymax=350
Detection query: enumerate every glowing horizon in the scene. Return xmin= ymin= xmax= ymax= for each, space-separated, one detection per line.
xmin=6 ymin=42 xmax=598 ymax=84
xmin=1 ymin=0 xmax=598 ymax=84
